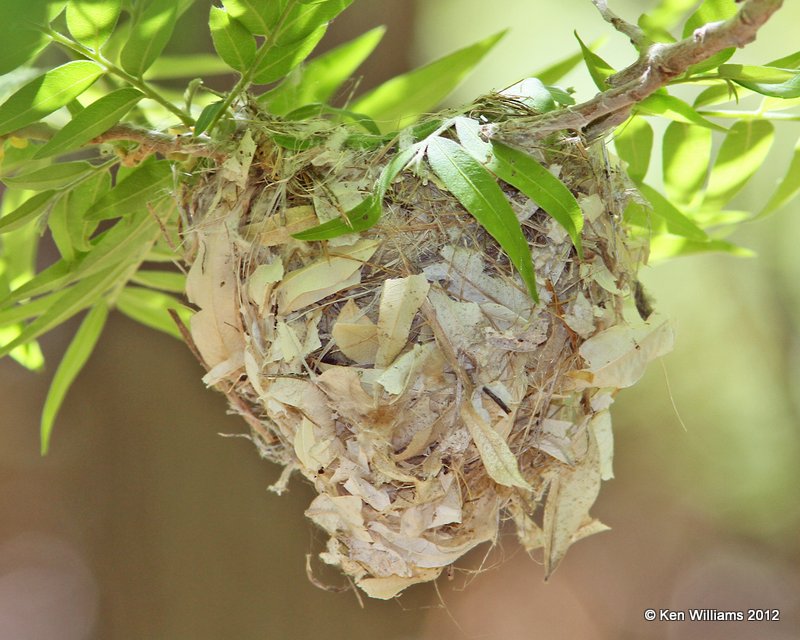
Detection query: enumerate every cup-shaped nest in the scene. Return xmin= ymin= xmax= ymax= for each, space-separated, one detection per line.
xmin=181 ymin=107 xmax=672 ymax=599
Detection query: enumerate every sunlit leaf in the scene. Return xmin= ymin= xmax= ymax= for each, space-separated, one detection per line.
xmin=209 ymin=5 xmax=256 ymax=73
xmin=130 ymin=269 xmax=185 ymax=293
xmin=277 ymin=0 xmax=353 ymax=45
xmin=220 ymin=0 xmax=279 ymax=35
xmin=532 ymin=39 xmax=604 ymax=85
xmin=0 ymin=61 xmax=104 ymax=136
xmin=639 ymin=183 xmax=707 ymax=241
xmin=758 ymin=137 xmax=800 ymax=218
xmin=40 ymin=300 xmax=109 ymax=454
xmin=350 ymin=31 xmax=505 ymax=132
xmin=638 ymin=93 xmax=726 ymax=131
xmin=86 ymin=159 xmax=172 ymax=221
xmin=194 ymin=101 xmax=226 ymax=135
xmin=261 ymin=26 xmax=385 ymax=116
xmin=662 ymin=121 xmax=712 ymax=208
xmin=2 ymin=161 xmax=95 ymax=191
xmin=48 ymin=195 xmax=76 ymax=261
xmin=120 ymin=0 xmax=179 ymax=77
xmin=144 ymin=54 xmax=234 ymax=79
xmin=614 ymin=117 xmax=653 ymax=184
xmin=638 ymin=0 xmax=695 ymax=42
xmin=66 ymin=0 xmax=121 ymax=50
xmin=116 ymin=285 xmax=191 ymax=339
xmin=35 ymin=88 xmax=144 ymax=158
xmin=703 ymin=120 xmax=774 ymax=210
xmin=0 ymin=191 xmax=56 ymax=234
xmin=251 ymin=24 xmax=327 ymax=84
xmin=575 ymin=32 xmax=615 ymax=90
xmin=0 ymin=0 xmax=67 ymax=75
xmin=426 ymin=136 xmax=538 ymax=301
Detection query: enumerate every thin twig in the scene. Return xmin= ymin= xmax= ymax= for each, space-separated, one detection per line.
xmin=590 ymin=0 xmax=647 ymax=48
xmin=93 ymin=125 xmax=227 ymax=163
xmin=489 ymin=0 xmax=782 ymax=144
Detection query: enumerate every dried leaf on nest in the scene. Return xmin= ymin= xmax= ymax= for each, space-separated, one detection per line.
xmin=375 ymin=274 xmax=430 ymax=367
xmin=331 ymin=299 xmax=379 ymax=364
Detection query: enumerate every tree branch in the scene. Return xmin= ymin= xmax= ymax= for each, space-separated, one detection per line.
xmin=590 ymin=0 xmax=647 ymax=48
xmin=488 ymin=0 xmax=783 ymax=144
xmin=92 ymin=125 xmax=227 ymax=164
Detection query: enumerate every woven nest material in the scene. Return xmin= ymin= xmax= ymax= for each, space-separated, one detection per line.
xmin=180 ymin=102 xmax=673 ymax=599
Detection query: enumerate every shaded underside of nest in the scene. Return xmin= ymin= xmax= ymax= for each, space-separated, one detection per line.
xmin=180 ymin=106 xmax=672 ymax=599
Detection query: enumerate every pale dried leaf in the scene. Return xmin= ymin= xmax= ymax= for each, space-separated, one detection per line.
xmin=563 ymin=291 xmax=596 ymax=338
xmin=375 ymin=343 xmax=436 ymax=396
xmin=375 ymin=274 xmax=430 ymax=367
xmin=276 ymin=239 xmax=379 ymax=314
xmin=305 ymin=494 xmax=372 ymax=543
xmin=247 ymin=260 xmax=284 ymax=311
xmin=332 ymin=300 xmax=379 ymax=364
xmin=590 ymin=410 xmax=614 ymax=480
xmin=577 ymin=316 xmax=674 ymax=388
xmin=357 ymin=569 xmax=442 ymax=600
xmin=221 ymin=129 xmax=256 ymax=188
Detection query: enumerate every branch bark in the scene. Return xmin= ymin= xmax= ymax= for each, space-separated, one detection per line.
xmin=488 ymin=0 xmax=783 ymax=144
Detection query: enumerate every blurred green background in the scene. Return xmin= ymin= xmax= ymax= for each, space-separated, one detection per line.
xmin=1 ymin=1 xmax=799 ymax=638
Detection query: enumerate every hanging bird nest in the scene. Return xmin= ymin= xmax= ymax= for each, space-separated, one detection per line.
xmin=180 ymin=92 xmax=673 ymax=599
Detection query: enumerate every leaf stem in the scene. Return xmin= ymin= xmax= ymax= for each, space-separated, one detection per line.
xmin=45 ymin=28 xmax=194 ymax=127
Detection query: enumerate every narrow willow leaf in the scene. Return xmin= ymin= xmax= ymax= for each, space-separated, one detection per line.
xmin=40 ymin=301 xmax=109 ymax=454
xmin=220 ymin=0 xmax=278 ymax=35
xmin=614 ymin=117 xmax=653 ymax=184
xmin=66 ymin=0 xmax=121 ymax=50
xmin=638 ymin=0 xmax=694 ymax=41
xmin=144 ymin=54 xmax=233 ymax=79
xmin=638 ymin=93 xmax=726 ymax=131
xmin=0 ymin=0 xmax=66 ymax=74
xmin=427 ymin=136 xmax=538 ymax=302
xmin=575 ymin=32 xmax=615 ymax=90
xmin=2 ymin=161 xmax=95 ymax=191
xmin=209 ymin=5 xmax=256 ymax=73
xmin=261 ymin=26 xmax=386 ymax=116
xmin=195 ymin=101 xmax=226 ymax=135
xmin=251 ymin=24 xmax=327 ymax=84
xmin=532 ymin=40 xmax=604 ymax=85
xmin=694 ymin=82 xmax=741 ymax=108
xmin=639 ymin=183 xmax=707 ymax=241
xmin=662 ymin=121 xmax=712 ymax=208
xmin=292 ymin=145 xmax=417 ymax=241
xmin=350 ymin=31 xmax=505 ymax=132
xmin=64 ymin=171 xmax=111 ymax=251
xmin=735 ymin=72 xmax=800 ymax=99
xmin=718 ymin=65 xmax=796 ymax=84
xmin=35 ymin=88 xmax=143 ymax=158
xmin=0 ymin=263 xmax=129 ymax=359
xmin=116 ymin=286 xmax=190 ymax=339
xmin=48 ymin=196 xmax=76 ymax=261
xmin=130 ymin=270 xmax=186 ymax=293
xmin=0 ymin=191 xmax=56 ymax=234
xmin=455 ymin=117 xmax=583 ymax=257
xmin=87 ymin=160 xmax=172 ymax=221
xmin=758 ymin=137 xmax=800 ymax=218
xmin=120 ymin=0 xmax=179 ymax=77
xmin=277 ymin=0 xmax=353 ymax=46
xmin=704 ymin=120 xmax=774 ymax=210
xmin=0 ymin=61 xmax=104 ymax=136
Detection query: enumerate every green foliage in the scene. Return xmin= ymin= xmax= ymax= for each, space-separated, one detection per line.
xmin=0 ymin=0 xmax=798 ymax=452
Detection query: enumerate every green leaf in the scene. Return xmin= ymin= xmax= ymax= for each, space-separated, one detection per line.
xmin=638 ymin=0 xmax=695 ymax=41
xmin=48 ymin=195 xmax=76 ymax=261
xmin=662 ymin=121 xmax=712 ymax=208
xmin=703 ymin=120 xmax=774 ymax=209
xmin=194 ymin=101 xmax=226 ymax=136
xmin=292 ymin=144 xmax=418 ymax=241
xmin=614 ymin=117 xmax=653 ymax=184
xmin=426 ymin=136 xmax=538 ymax=302
xmin=220 ymin=0 xmax=278 ymax=35
xmin=735 ymin=72 xmax=800 ymax=100
xmin=277 ymin=0 xmax=353 ymax=45
xmin=143 ymin=54 xmax=234 ymax=79
xmin=532 ymin=39 xmax=604 ymax=85
xmin=454 ymin=117 xmax=583 ymax=256
xmin=0 ymin=191 xmax=56 ymax=234
xmin=130 ymin=269 xmax=185 ymax=293
xmin=120 ymin=0 xmax=179 ymax=77
xmin=251 ymin=24 xmax=327 ymax=84
xmin=639 ymin=183 xmax=708 ymax=241
xmin=35 ymin=88 xmax=143 ymax=158
xmin=350 ymin=30 xmax=505 ymax=132
xmin=40 ymin=300 xmax=109 ymax=454
xmin=694 ymin=82 xmax=740 ymax=108
xmin=66 ymin=0 xmax=122 ymax=50
xmin=0 ymin=0 xmax=67 ymax=74
xmin=116 ymin=286 xmax=190 ymax=339
xmin=209 ymin=5 xmax=256 ymax=73
xmin=638 ymin=93 xmax=726 ymax=131
xmin=718 ymin=65 xmax=796 ymax=84
xmin=680 ymin=0 xmax=736 ymax=75
xmin=757 ymin=137 xmax=800 ymax=218
xmin=261 ymin=26 xmax=385 ymax=116
xmin=0 ymin=262 xmax=129 ymax=359
xmin=64 ymin=171 xmax=111 ymax=251
xmin=2 ymin=161 xmax=96 ymax=191
xmin=0 ymin=61 xmax=104 ymax=136
xmin=86 ymin=160 xmax=172 ymax=221
xmin=575 ymin=32 xmax=615 ymax=90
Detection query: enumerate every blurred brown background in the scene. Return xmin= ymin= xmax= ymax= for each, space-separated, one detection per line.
xmin=1 ymin=1 xmax=799 ymax=639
